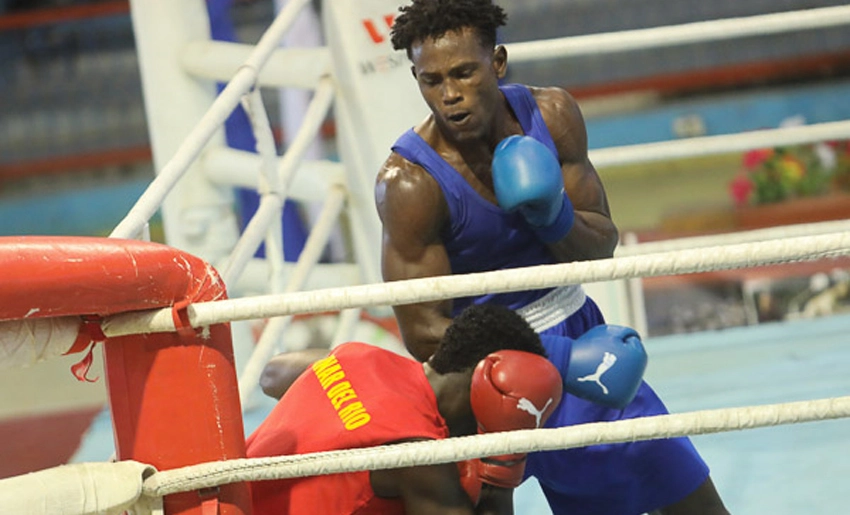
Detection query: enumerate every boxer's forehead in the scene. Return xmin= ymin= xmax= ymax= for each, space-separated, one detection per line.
xmin=410 ymin=27 xmax=491 ymax=74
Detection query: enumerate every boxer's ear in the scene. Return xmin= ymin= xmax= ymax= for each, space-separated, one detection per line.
xmin=492 ymin=45 xmax=507 ymax=79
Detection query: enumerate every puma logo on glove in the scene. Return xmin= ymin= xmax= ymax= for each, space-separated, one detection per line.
xmin=517 ymin=397 xmax=555 ymax=429
xmin=576 ymin=351 xmax=618 ymax=395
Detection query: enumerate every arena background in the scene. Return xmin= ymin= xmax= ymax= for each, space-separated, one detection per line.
xmin=0 ymin=1 xmax=848 ymax=513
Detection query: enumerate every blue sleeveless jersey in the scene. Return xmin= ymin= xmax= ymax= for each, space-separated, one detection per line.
xmin=391 ymin=84 xmax=709 ymax=514
xmin=391 ymin=84 xmax=558 ymax=316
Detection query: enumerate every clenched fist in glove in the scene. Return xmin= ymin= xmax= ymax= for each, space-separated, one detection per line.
xmin=492 ymin=135 xmax=575 ymax=243
xmin=469 ymin=350 xmax=563 ymax=488
xmin=540 ymin=324 xmax=648 ymax=409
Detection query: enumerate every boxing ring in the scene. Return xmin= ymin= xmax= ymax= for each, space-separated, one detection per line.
xmin=1 ymin=1 xmax=849 ymax=513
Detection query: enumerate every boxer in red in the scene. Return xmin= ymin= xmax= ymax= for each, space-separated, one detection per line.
xmin=246 ymin=303 xmax=562 ymax=514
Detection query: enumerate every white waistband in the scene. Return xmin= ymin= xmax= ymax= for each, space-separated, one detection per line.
xmin=515 ymin=285 xmax=587 ymax=332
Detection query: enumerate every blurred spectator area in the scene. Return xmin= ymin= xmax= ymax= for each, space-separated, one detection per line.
xmin=0 ymin=0 xmax=848 ymax=233
xmin=0 ymin=0 xmax=279 ymax=236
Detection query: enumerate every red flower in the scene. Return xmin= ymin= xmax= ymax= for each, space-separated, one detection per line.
xmin=742 ymin=148 xmax=773 ymax=170
xmin=728 ymin=173 xmax=754 ymax=206
xmin=825 ymin=140 xmax=850 ymax=152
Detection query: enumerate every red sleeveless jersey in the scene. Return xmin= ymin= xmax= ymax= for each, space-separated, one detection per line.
xmin=246 ymin=342 xmax=449 ymax=514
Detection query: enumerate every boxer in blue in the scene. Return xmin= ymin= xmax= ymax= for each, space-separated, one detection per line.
xmin=375 ymin=0 xmax=730 ymax=513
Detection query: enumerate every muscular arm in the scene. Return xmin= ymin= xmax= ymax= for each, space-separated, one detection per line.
xmin=259 ymin=348 xmax=330 ymax=399
xmin=536 ymin=87 xmax=619 ymax=262
xmin=375 ymin=153 xmax=454 ymax=361
xmin=373 ymin=463 xmax=476 ymax=515
xmin=371 ymin=461 xmax=512 ymax=515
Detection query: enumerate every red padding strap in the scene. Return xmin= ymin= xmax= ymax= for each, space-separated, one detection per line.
xmin=171 ymin=299 xmax=196 ymax=338
xmin=65 ymin=315 xmax=106 ymax=355
xmin=69 ymin=344 xmax=99 ymax=383
xmin=64 ymin=315 xmax=107 ymax=382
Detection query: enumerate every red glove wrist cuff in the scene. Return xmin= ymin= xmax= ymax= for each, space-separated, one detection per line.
xmin=478 ymin=455 xmax=527 ymax=489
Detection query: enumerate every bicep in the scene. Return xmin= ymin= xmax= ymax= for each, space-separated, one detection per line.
xmin=562 ymin=158 xmax=611 ymax=218
xmin=558 ymin=139 xmax=619 ymax=256
xmin=544 ymin=90 xmax=610 ymax=217
xmin=541 ymin=89 xmax=619 ymax=258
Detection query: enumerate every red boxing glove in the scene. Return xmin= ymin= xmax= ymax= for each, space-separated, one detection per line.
xmin=457 ymin=459 xmax=481 ymax=505
xmin=470 ymin=350 xmax=563 ymax=488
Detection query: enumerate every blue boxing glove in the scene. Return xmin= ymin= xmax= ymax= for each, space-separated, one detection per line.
xmin=492 ymin=135 xmax=574 ymax=243
xmin=540 ymin=325 xmax=648 ymax=409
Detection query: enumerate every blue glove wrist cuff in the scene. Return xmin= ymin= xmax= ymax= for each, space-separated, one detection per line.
xmin=531 ymin=191 xmax=574 ymax=243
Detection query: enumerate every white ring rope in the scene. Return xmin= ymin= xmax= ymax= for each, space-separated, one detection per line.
xmin=142 ymin=395 xmax=850 ymax=497
xmin=617 ymin=219 xmax=850 ymax=256
xmin=506 ymin=5 xmax=850 ymax=62
xmin=228 ymin=88 xmax=283 ymax=288
xmin=100 ymin=231 xmax=850 ymax=337
xmin=590 ymin=120 xmax=850 ymax=168
xmin=202 ymin=120 xmax=850 ymax=196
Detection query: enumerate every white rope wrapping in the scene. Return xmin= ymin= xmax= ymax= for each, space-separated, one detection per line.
xmin=0 ymin=317 xmax=81 ymax=370
xmin=141 ymin=395 xmax=850 ymax=497
xmin=0 ymin=461 xmax=155 ymax=515
xmin=100 ymin=231 xmax=850 ymax=337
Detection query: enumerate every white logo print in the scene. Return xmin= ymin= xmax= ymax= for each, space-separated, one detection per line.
xmin=576 ymin=352 xmax=617 ymax=395
xmin=517 ymin=397 xmax=554 ymax=428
